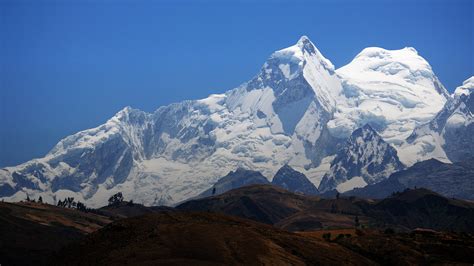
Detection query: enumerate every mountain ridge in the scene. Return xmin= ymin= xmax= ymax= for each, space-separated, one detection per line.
xmin=0 ymin=36 xmax=468 ymax=206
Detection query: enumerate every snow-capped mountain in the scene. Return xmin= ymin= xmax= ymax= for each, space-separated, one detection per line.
xmin=319 ymin=125 xmax=404 ymax=193
xmin=0 ymin=36 xmax=466 ymax=206
xmin=402 ymin=76 xmax=474 ymax=164
xmin=333 ymin=47 xmax=449 ymax=144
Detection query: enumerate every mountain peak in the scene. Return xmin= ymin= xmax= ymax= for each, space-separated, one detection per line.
xmin=351 ymin=124 xmax=378 ymax=138
xmin=319 ymin=125 xmax=404 ymax=193
xmin=109 ymin=106 xmax=147 ymax=124
xmin=338 ymin=45 xmax=447 ymax=92
xmin=269 ymin=35 xmax=335 ymax=73
xmin=454 ymin=76 xmax=474 ymax=97
xmin=272 ymin=164 xmax=319 ymax=195
xmin=349 ymin=46 xmax=434 ymax=78
xmin=297 ymin=35 xmax=310 ymax=44
xmin=360 ymin=123 xmax=375 ymax=132
xmin=354 ymin=46 xmax=420 ymax=60
xmin=403 ymin=46 xmax=418 ymax=54
xmin=116 ymin=106 xmax=133 ymax=116
xmin=333 ymin=44 xmax=450 ymax=143
xmin=463 ymin=76 xmax=474 ymax=86
xmin=280 ymin=164 xmax=293 ymax=171
xmin=295 ymin=35 xmax=316 ymax=53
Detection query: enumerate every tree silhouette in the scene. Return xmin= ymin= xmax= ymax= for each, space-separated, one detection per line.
xmin=322 ymin=233 xmax=331 ymax=241
xmin=108 ymin=192 xmax=124 ymax=206
xmin=212 ymin=187 xmax=216 ymax=195
xmin=67 ymin=197 xmax=75 ymax=208
xmin=355 ymin=215 xmax=360 ymax=228
xmin=76 ymin=202 xmax=87 ymax=212
xmin=38 ymin=196 xmax=43 ymax=203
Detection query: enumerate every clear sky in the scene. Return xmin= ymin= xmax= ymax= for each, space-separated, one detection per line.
xmin=1 ymin=0 xmax=473 ymax=167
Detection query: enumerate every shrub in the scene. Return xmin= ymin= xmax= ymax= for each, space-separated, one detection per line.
xmin=336 ymin=234 xmax=345 ymax=240
xmin=76 ymin=202 xmax=87 ymax=212
xmin=322 ymin=233 xmax=331 ymax=241
xmin=108 ymin=192 xmax=124 ymax=206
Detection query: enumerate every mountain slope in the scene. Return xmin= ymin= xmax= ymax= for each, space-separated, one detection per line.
xmin=179 ymin=184 xmax=474 ymax=233
xmin=177 ymin=185 xmax=320 ymax=225
xmin=402 ymin=76 xmax=474 ymax=164
xmin=52 ymin=211 xmax=376 ymax=266
xmin=368 ymin=188 xmax=474 ymax=232
xmin=271 ymin=164 xmax=319 ymax=195
xmin=319 ymin=125 xmax=404 ymax=193
xmin=3 ymin=192 xmax=473 ymax=265
xmin=333 ymin=47 xmax=449 ymax=147
xmin=345 ymin=158 xmax=474 ymax=200
xmin=198 ymin=168 xmax=270 ymax=198
xmin=0 ymin=201 xmax=112 ymax=265
xmin=177 ymin=183 xmax=371 ymax=231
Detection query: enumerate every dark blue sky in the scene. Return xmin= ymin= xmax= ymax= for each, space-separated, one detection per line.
xmin=1 ymin=0 xmax=472 ymax=167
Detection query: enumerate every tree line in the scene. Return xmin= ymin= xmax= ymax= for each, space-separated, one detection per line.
xmin=24 ymin=191 xmax=127 ymax=213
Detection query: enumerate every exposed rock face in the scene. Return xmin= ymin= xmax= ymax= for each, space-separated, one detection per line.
xmin=271 ymin=165 xmax=318 ymax=195
xmin=319 ymin=125 xmax=404 ymax=193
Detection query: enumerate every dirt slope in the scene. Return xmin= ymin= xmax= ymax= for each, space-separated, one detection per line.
xmin=52 ymin=211 xmax=375 ymax=266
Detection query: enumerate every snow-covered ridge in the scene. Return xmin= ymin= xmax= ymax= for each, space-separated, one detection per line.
xmin=332 ymin=46 xmax=449 ymax=146
xmin=454 ymin=76 xmax=474 ymax=97
xmin=402 ymin=76 xmax=474 ymax=165
xmin=0 ymin=36 xmax=466 ymax=207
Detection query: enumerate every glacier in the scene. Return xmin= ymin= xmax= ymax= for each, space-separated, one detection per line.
xmin=0 ymin=36 xmax=467 ymax=206
xmin=402 ymin=76 xmax=474 ymax=164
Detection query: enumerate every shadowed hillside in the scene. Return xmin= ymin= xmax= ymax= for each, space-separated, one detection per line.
xmin=98 ymin=201 xmax=175 ymax=218
xmin=177 ymin=184 xmax=322 ymax=225
xmin=178 ymin=184 xmax=474 ymax=232
xmin=0 ymin=202 xmax=112 ymax=266
xmin=367 ymin=188 xmax=474 ymax=232
xmin=51 ymin=211 xmax=474 ymax=265
xmin=2 ymin=185 xmax=474 ymax=265
xmin=52 ymin=211 xmax=376 ymax=266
